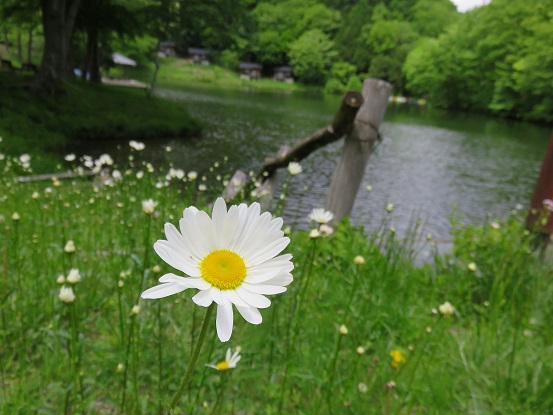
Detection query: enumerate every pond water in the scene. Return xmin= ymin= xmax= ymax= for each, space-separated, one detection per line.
xmin=76 ymin=83 xmax=551 ymax=249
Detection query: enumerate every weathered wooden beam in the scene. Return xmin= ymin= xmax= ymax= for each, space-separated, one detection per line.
xmin=325 ymin=78 xmax=392 ymax=222
xmin=258 ymin=91 xmax=363 ymax=180
xmin=15 ymin=170 xmax=97 ymax=183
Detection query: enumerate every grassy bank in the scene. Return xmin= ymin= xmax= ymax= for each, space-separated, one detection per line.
xmin=0 ymin=72 xmax=201 ymax=171
xmin=0 ymin=148 xmax=552 ymax=414
xmin=122 ymin=58 xmax=315 ymax=93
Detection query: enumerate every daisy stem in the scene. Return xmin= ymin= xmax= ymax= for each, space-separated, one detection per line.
xmin=157 ymin=301 xmax=163 ymax=415
xmin=120 ymin=314 xmax=136 ymax=413
xmin=169 ymin=303 xmax=215 ymax=411
xmin=211 ymin=371 xmax=228 ymax=415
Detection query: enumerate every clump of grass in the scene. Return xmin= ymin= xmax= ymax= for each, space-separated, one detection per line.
xmin=0 ymin=148 xmax=552 ymax=414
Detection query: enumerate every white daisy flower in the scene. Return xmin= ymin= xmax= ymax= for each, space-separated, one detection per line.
xmin=141 ymin=197 xmax=294 ymax=342
xmin=129 ymin=140 xmax=145 ymax=151
xmin=142 ymin=199 xmax=157 ymax=215
xmin=207 ymin=348 xmax=242 ymax=371
xmin=287 ymin=162 xmax=302 ymax=176
xmin=307 ymin=208 xmax=334 ymax=224
xmin=59 ymin=286 xmax=76 ymax=304
xmin=438 ymin=301 xmax=455 ymax=317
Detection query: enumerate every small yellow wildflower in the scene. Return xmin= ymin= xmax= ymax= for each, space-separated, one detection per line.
xmin=389 ymin=350 xmax=406 ymax=369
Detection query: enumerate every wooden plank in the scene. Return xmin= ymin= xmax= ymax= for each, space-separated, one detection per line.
xmin=15 ymin=170 xmax=98 ymax=183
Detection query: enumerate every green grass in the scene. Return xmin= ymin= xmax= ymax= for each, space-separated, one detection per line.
xmin=0 ymin=151 xmax=552 ymax=414
xmin=0 ymin=72 xmax=202 ymax=171
xmin=124 ymin=58 xmax=316 ymax=94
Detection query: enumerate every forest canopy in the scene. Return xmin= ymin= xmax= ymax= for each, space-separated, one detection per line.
xmin=1 ymin=0 xmax=552 ymax=122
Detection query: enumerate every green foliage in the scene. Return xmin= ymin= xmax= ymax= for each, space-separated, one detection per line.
xmin=216 ymin=49 xmax=240 ymax=71
xmin=251 ymin=0 xmax=339 ymax=67
xmin=323 ymin=77 xmax=343 ymax=95
xmin=404 ymin=0 xmax=553 ymax=122
xmin=324 ymin=61 xmax=361 ymax=94
xmin=289 ymin=29 xmax=337 ymax=84
xmin=410 ymin=0 xmax=459 ymax=38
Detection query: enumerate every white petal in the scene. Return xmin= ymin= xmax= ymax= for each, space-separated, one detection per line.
xmin=236 ymin=212 xmax=274 ymax=257
xmin=182 ymin=206 xmax=198 ymax=217
xmin=141 ymin=283 xmax=187 ymax=299
xmin=225 ymin=289 xmax=250 ymax=308
xmin=245 ymin=237 xmax=290 ymax=266
xmin=164 ymin=223 xmax=203 ymax=263
xmin=195 ymin=211 xmax=218 ymax=252
xmin=159 ymin=274 xmax=210 ymax=290
xmin=211 ymin=198 xmax=227 ymax=237
xmin=242 ymin=282 xmax=287 ymax=295
xmin=179 ymin=210 xmax=211 ymax=258
xmin=236 ymin=286 xmax=271 ymax=308
xmin=220 ymin=205 xmax=240 ymax=248
xmin=236 ymin=305 xmax=262 ymax=324
xmin=263 ymin=272 xmax=294 ymax=287
xmin=192 ymin=290 xmax=213 ymax=307
xmin=153 ymin=240 xmax=202 ymax=277
xmin=209 ymin=287 xmax=224 ymax=305
xmin=244 ymin=266 xmax=281 ymax=284
xmin=230 ymin=205 xmax=264 ymax=252
xmin=216 ymin=299 xmax=234 ymax=342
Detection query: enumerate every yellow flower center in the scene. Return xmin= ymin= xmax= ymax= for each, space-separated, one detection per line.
xmin=215 ymin=361 xmax=230 ymax=371
xmin=200 ymin=249 xmax=246 ymax=290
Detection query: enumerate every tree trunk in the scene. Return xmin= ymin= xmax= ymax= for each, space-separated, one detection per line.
xmin=17 ymin=30 xmax=22 ymax=62
xmin=2 ymin=29 xmax=8 ymax=54
xmin=27 ymin=26 xmax=33 ymax=63
xmin=148 ymin=39 xmax=162 ymax=98
xmin=31 ymin=0 xmax=82 ymax=94
xmin=87 ymin=25 xmax=100 ymax=84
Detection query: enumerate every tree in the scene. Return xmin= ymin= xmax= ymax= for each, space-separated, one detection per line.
xmin=359 ymin=5 xmax=419 ymax=91
xmin=289 ymin=29 xmax=337 ymax=84
xmin=0 ymin=0 xmax=41 ymax=64
xmin=76 ymin=0 xmax=140 ymax=84
xmin=403 ymin=0 xmax=553 ymax=122
xmin=410 ymin=0 xmax=458 ymax=38
xmin=31 ymin=0 xmax=82 ymax=94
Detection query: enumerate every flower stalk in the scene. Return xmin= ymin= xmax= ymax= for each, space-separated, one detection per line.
xmin=169 ymin=303 xmax=215 ymax=411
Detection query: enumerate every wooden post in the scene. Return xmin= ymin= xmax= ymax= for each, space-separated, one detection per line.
xmin=526 ymin=129 xmax=553 ymax=259
xmin=325 ymin=78 xmax=391 ymax=222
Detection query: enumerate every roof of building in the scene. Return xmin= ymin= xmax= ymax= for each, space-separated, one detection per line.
xmin=274 ymin=66 xmax=294 ymax=72
xmin=239 ymin=62 xmax=262 ymax=70
xmin=160 ymin=41 xmax=176 ymax=47
xmin=188 ymin=47 xmax=209 ymax=55
xmin=111 ymin=52 xmax=136 ymax=66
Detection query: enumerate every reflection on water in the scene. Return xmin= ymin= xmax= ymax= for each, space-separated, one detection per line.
xmin=75 ymin=84 xmax=550 ymax=247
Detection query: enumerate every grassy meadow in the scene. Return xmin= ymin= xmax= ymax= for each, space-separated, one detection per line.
xmin=0 ymin=145 xmax=552 ymax=415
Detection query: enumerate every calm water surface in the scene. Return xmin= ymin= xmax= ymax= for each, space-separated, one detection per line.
xmin=64 ymin=83 xmax=549 ymax=249
xmin=151 ymin=85 xmax=549 ymax=246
